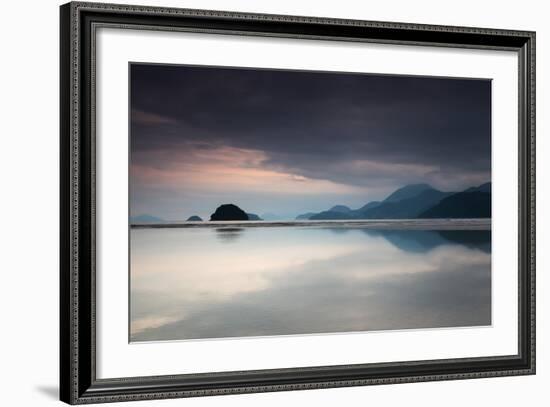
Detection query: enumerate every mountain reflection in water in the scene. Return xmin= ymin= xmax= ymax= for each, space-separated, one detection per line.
xmin=130 ymin=226 xmax=491 ymax=342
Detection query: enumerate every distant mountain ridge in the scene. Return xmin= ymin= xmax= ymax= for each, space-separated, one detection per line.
xmin=464 ymin=182 xmax=491 ymax=193
xmin=137 ymin=183 xmax=491 ymax=224
xmin=357 ymin=188 xmax=453 ymax=219
xmin=357 ymin=201 xmax=382 ymax=212
xmin=130 ymin=214 xmax=164 ymax=223
xmin=329 ymin=205 xmax=352 ymax=213
xmin=419 ymin=191 xmax=491 ymax=218
xmin=383 ymin=183 xmax=434 ymax=203
xmin=302 ymin=182 xmax=491 ymax=220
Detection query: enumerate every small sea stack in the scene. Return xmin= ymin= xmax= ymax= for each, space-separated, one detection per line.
xmin=186 ymin=215 xmax=203 ymax=221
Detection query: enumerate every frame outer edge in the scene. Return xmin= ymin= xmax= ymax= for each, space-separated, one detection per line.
xmin=529 ymin=31 xmax=536 ymax=374
xmin=61 ymin=1 xmax=536 ymax=404
xmin=59 ymin=2 xmax=71 ymax=404
xmin=61 ymin=1 xmax=82 ymax=404
xmin=70 ymin=1 xmax=535 ymax=38
xmin=73 ymin=2 xmax=79 ymax=400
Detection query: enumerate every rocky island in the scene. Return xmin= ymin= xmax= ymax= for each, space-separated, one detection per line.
xmin=186 ymin=215 xmax=203 ymax=221
xmin=210 ymin=204 xmax=249 ymax=221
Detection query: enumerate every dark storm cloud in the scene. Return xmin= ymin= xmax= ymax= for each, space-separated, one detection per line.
xmin=130 ymin=63 xmax=491 ymax=218
xmin=130 ymin=63 xmax=491 ymax=190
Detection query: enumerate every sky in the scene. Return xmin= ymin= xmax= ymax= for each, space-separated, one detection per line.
xmin=130 ymin=63 xmax=491 ymax=221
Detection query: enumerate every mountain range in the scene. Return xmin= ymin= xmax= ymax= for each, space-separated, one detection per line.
xmin=129 ymin=214 xmax=164 ymax=223
xmin=131 ymin=182 xmax=491 ymax=223
xmin=298 ymin=182 xmax=491 ymax=220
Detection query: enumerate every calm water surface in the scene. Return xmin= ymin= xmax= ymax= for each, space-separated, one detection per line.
xmin=130 ymin=226 xmax=491 ymax=342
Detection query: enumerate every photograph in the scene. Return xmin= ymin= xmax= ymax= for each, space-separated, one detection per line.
xmin=129 ymin=63 xmax=492 ymax=342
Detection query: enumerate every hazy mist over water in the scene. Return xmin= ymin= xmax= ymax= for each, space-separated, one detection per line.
xmin=130 ymin=226 xmax=491 ymax=342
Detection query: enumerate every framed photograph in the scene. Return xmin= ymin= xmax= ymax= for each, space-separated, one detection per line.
xmin=60 ymin=1 xmax=535 ymax=404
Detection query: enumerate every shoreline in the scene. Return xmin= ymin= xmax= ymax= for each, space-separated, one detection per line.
xmin=130 ymin=218 xmax=491 ymax=230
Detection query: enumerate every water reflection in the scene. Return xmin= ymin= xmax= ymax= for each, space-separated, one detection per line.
xmin=130 ymin=227 xmax=491 ymax=342
xmin=364 ymin=229 xmax=491 ymax=253
xmin=215 ymin=227 xmax=245 ymax=243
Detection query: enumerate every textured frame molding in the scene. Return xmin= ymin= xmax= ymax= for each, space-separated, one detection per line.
xmin=60 ymin=1 xmax=536 ymax=404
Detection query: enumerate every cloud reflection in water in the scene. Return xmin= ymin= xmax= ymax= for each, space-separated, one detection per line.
xmin=130 ymin=227 xmax=491 ymax=342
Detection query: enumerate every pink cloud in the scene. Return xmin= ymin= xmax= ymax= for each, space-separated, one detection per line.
xmin=132 ymin=109 xmax=177 ymax=125
xmin=131 ymin=145 xmax=367 ymax=196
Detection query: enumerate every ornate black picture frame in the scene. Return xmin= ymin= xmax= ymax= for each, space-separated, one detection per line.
xmin=60 ymin=1 xmax=535 ymax=404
